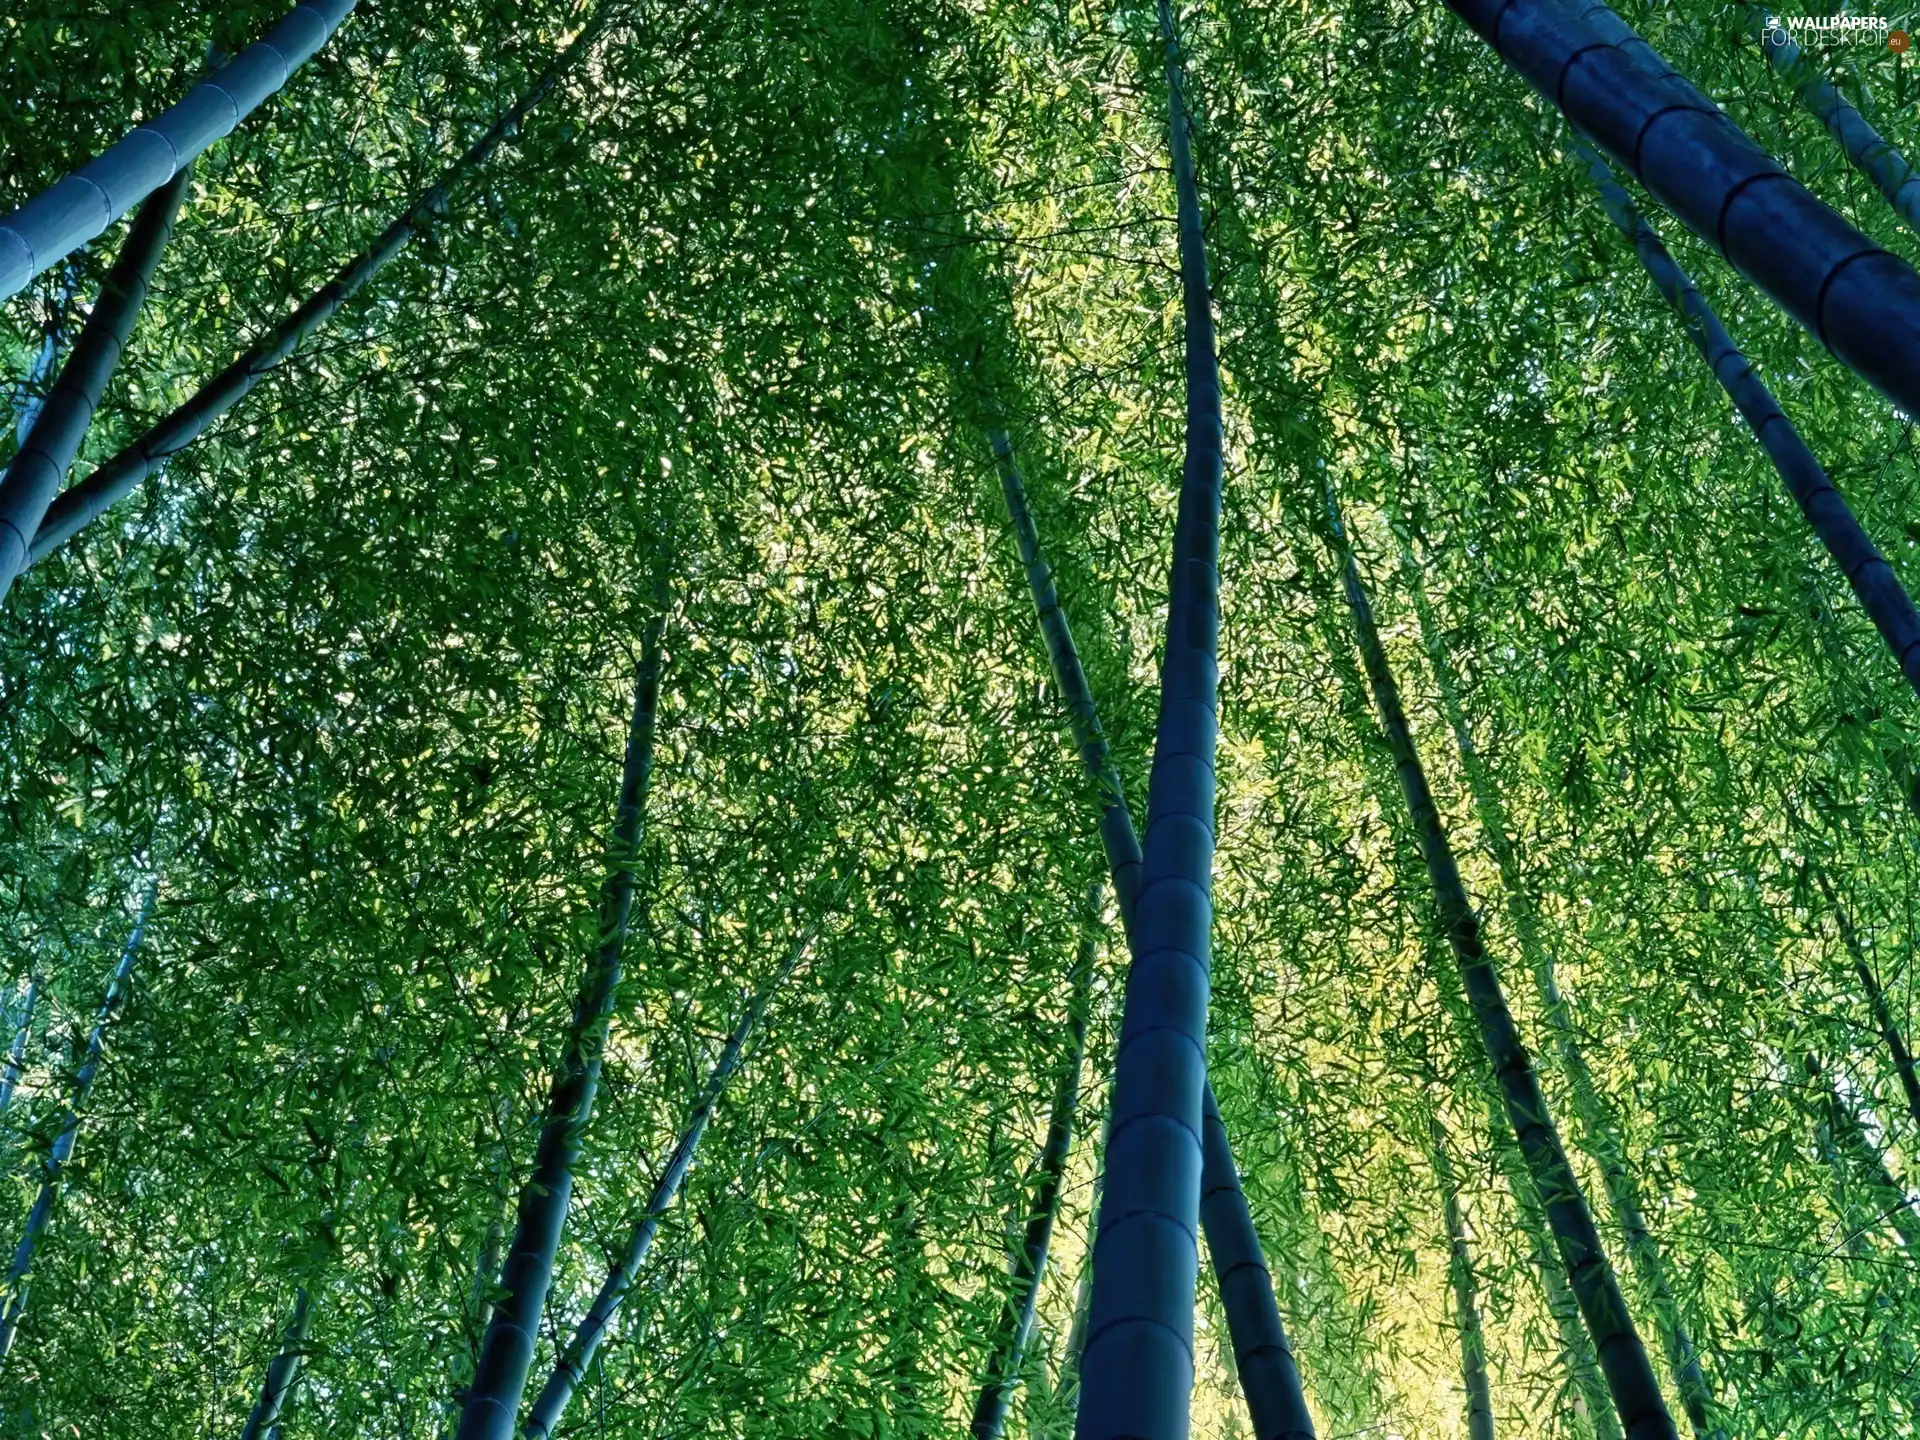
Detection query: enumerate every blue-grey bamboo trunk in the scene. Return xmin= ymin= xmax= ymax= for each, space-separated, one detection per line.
xmin=1398 ymin=540 xmax=1721 ymax=1439
xmin=1200 ymin=1090 xmax=1316 ymax=1440
xmin=1429 ymin=1113 xmax=1495 ymax=1440
xmin=994 ymin=430 xmax=1311 ymax=1437
xmin=24 ymin=0 xmax=622 ymax=572
xmin=970 ymin=895 xmax=1098 ymax=1440
xmin=1441 ymin=0 xmax=1920 ymax=413
xmin=1750 ymin=11 xmax=1920 ymax=236
xmin=0 ymin=882 xmax=155 ymax=1364
xmin=994 ymin=413 xmax=1308 ymax=1434
xmin=445 ymin=1106 xmax=512 ymax=1431
xmin=453 ymin=600 xmax=666 ymax=1440
xmin=0 ymin=1 xmax=353 ymax=304
xmin=1571 ymin=137 xmax=1920 ymax=702
xmin=8 ymin=267 xmax=76 ymax=447
xmin=1322 ymin=493 xmax=1678 ymax=1440
xmin=0 ymin=980 xmax=36 ymax=1117
xmin=237 ymin=1288 xmax=312 ymax=1440
xmin=1075 ymin=4 xmax=1225 ymax=1431
xmin=0 ymin=165 xmax=190 ymax=603
xmin=522 ymin=916 xmax=820 ymax=1438
xmin=1328 ymin=542 xmax=1614 ymax=1440
xmin=1810 ymin=869 xmax=1920 ymax=1134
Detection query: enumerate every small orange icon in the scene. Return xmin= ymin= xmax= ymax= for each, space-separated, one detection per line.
xmin=1891 ymin=27 xmax=1910 ymax=51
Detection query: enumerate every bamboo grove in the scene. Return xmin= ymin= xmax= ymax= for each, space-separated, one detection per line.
xmin=4 ymin=0 xmax=1920 ymax=1434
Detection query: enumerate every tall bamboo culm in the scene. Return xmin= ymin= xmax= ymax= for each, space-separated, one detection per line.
xmin=453 ymin=591 xmax=667 ymax=1440
xmin=1072 ymin=4 xmax=1227 ymax=1425
xmin=1439 ymin=0 xmax=1920 ymax=413
xmin=0 ymin=165 xmax=191 ymax=603
xmin=1397 ymin=540 xmax=1723 ymax=1439
xmin=1319 ymin=486 xmax=1678 ymax=1440
xmin=994 ymin=415 xmax=1315 ymax=1438
xmin=1200 ymin=1089 xmax=1316 ymax=1440
xmin=24 ymin=0 xmax=626 ymax=572
xmin=0 ymin=0 xmax=353 ymax=305
xmin=1570 ymin=138 xmax=1920 ymax=704
xmin=0 ymin=980 xmax=36 ymax=1117
xmin=1307 ymin=525 xmax=1617 ymax=1440
xmin=237 ymin=1289 xmax=312 ymax=1440
xmin=1429 ymin=1113 xmax=1495 ymax=1440
xmin=524 ymin=913 xmax=824 ymax=1438
xmin=1748 ymin=9 xmax=1920 ymax=236
xmin=970 ymin=894 xmax=1098 ymax=1440
xmin=0 ymin=881 xmax=157 ymax=1364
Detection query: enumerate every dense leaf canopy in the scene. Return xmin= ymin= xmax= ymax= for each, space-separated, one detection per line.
xmin=3 ymin=0 xmax=1919 ymax=1436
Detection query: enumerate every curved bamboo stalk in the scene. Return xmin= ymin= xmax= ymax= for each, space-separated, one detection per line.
xmin=25 ymin=0 xmax=626 ymax=572
xmin=1440 ymin=0 xmax=1920 ymax=413
xmin=0 ymin=165 xmax=191 ymax=603
xmin=0 ymin=882 xmax=156 ymax=1364
xmin=0 ymin=0 xmax=353 ymax=304
xmin=1320 ymin=488 xmax=1678 ymax=1440
xmin=453 ymin=593 xmax=666 ymax=1440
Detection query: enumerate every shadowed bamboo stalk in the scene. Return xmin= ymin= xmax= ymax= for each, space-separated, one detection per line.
xmin=1496 ymin=1091 xmax=1619 ymax=1440
xmin=1747 ymin=8 xmax=1920 ymax=236
xmin=0 ymin=165 xmax=191 ymax=603
xmin=8 ymin=267 xmax=76 ymax=447
xmin=1397 ymin=542 xmax=1722 ymax=1440
xmin=453 ymin=590 xmax=667 ymax=1440
xmin=994 ymin=412 xmax=1313 ymax=1436
xmin=1440 ymin=0 xmax=1920 ymax=411
xmin=1042 ymin=1170 xmax=1100 ymax=1440
xmin=1809 ymin=869 xmax=1920 ymax=1135
xmin=1319 ymin=486 xmax=1677 ymax=1440
xmin=0 ymin=980 xmax=36 ymax=1117
xmin=0 ymin=1 xmax=353 ymax=304
xmin=523 ymin=911 xmax=826 ymax=1437
xmin=971 ymin=892 xmax=1098 ymax=1440
xmin=444 ymin=1102 xmax=513 ymax=1434
xmin=1072 ymin=3 xmax=1227 ymax=1421
xmin=1805 ymin=1054 xmax=1920 ymax=1252
xmin=1307 ymin=534 xmax=1614 ymax=1440
xmin=0 ymin=881 xmax=156 ymax=1364
xmin=25 ymin=0 xmax=627 ymax=572
xmin=1202 ymin=1088 xmax=1316 ymax=1440
xmin=1570 ymin=137 xmax=1920 ymax=702
xmin=1429 ymin=1112 xmax=1495 ymax=1440
xmin=237 ymin=1289 xmax=312 ymax=1440
xmin=991 ymin=427 xmax=1141 ymax=924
